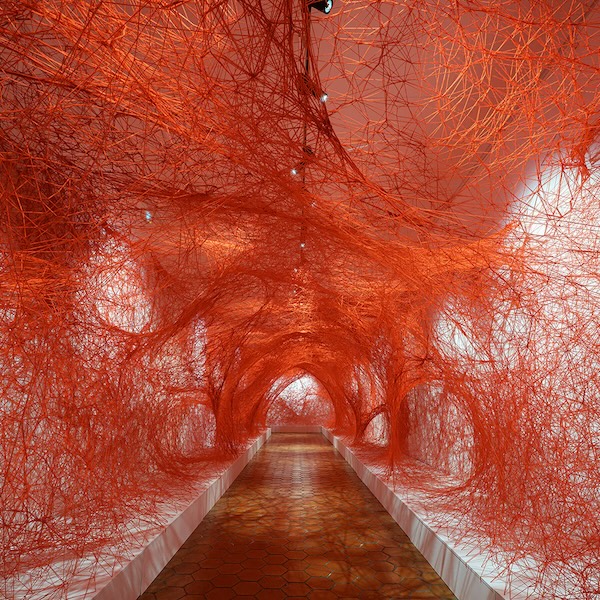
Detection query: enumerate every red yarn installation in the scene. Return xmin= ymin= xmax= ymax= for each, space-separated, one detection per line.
xmin=1 ymin=0 xmax=600 ymax=597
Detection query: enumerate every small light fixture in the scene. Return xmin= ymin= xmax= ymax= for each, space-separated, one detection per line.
xmin=300 ymin=242 xmax=306 ymax=248
xmin=320 ymin=92 xmax=328 ymax=103
xmin=145 ymin=210 xmax=153 ymax=222
xmin=291 ymin=167 xmax=298 ymax=176
xmin=309 ymin=0 xmax=333 ymax=14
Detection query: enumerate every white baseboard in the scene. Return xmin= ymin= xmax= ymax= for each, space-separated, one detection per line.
xmin=86 ymin=426 xmax=521 ymax=600
xmin=321 ymin=427 xmax=508 ymax=600
xmin=91 ymin=430 xmax=271 ymax=600
xmin=269 ymin=425 xmax=322 ymax=433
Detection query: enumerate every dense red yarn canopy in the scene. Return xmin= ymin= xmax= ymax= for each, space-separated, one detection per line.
xmin=1 ymin=1 xmax=600 ymax=597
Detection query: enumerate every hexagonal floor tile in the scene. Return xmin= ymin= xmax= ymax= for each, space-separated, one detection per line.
xmin=138 ymin=433 xmax=456 ymax=599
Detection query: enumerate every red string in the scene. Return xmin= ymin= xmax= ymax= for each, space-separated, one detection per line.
xmin=1 ymin=0 xmax=600 ymax=596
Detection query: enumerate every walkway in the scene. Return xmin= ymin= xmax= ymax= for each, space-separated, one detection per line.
xmin=139 ymin=433 xmax=456 ymax=599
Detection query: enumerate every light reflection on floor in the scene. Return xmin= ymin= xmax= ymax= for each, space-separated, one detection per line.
xmin=139 ymin=433 xmax=457 ymax=599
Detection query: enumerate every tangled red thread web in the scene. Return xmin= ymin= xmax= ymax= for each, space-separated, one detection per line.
xmin=1 ymin=1 xmax=600 ymax=598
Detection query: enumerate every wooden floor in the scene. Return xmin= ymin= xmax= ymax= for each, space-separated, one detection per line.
xmin=139 ymin=433 xmax=456 ymax=599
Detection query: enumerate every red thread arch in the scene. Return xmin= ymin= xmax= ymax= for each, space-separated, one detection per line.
xmin=1 ymin=1 xmax=600 ymax=597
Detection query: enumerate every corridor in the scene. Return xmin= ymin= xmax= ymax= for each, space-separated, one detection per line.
xmin=139 ymin=433 xmax=456 ymax=599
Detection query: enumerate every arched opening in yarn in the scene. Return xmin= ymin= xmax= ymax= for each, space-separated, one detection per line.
xmin=265 ymin=371 xmax=335 ymax=426
xmin=2 ymin=1 xmax=600 ymax=597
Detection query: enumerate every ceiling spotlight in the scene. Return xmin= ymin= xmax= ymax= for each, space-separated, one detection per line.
xmin=320 ymin=92 xmax=328 ymax=103
xmin=300 ymin=242 xmax=306 ymax=248
xmin=145 ymin=210 xmax=153 ymax=222
xmin=291 ymin=167 xmax=298 ymax=176
xmin=309 ymin=0 xmax=333 ymax=14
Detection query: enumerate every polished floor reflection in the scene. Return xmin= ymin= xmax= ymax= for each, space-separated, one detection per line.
xmin=139 ymin=433 xmax=456 ymax=599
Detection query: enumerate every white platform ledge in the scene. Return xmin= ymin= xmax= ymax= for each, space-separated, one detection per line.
xmin=321 ymin=428 xmax=506 ymax=600
xmin=89 ymin=426 xmax=516 ymax=600
xmin=269 ymin=425 xmax=322 ymax=433
xmin=92 ymin=430 xmax=271 ymax=600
